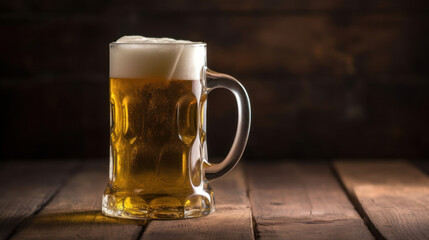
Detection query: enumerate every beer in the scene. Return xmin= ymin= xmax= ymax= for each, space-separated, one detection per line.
xmin=103 ymin=36 xmax=212 ymax=219
xmin=107 ymin=78 xmax=207 ymax=213
xmin=103 ymin=36 xmax=251 ymax=220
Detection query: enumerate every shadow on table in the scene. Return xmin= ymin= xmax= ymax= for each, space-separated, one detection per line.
xmin=23 ymin=210 xmax=147 ymax=227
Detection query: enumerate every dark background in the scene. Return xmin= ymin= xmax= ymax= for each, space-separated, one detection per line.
xmin=1 ymin=0 xmax=429 ymax=161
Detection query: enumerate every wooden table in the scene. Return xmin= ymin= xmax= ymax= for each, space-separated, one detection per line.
xmin=1 ymin=160 xmax=429 ymax=240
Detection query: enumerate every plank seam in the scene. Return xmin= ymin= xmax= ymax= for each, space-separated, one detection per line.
xmin=136 ymin=220 xmax=150 ymax=240
xmin=330 ymin=161 xmax=385 ymax=240
xmin=5 ymin=160 xmax=84 ymax=240
xmin=244 ymin=165 xmax=259 ymax=240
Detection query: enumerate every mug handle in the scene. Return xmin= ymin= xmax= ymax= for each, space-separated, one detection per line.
xmin=204 ymin=68 xmax=251 ymax=181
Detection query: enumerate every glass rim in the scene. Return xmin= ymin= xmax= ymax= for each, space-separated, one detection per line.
xmin=110 ymin=42 xmax=207 ymax=47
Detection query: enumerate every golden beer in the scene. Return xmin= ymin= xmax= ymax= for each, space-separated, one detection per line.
xmin=103 ymin=36 xmax=251 ymax=220
xmin=105 ymin=78 xmax=211 ymax=219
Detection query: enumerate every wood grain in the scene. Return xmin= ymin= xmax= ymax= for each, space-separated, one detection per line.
xmin=1 ymin=14 xmax=426 ymax=78
xmin=11 ymin=161 xmax=144 ymax=240
xmin=2 ymin=0 xmax=428 ymax=13
xmin=2 ymin=12 xmax=428 ymax=161
xmin=334 ymin=160 xmax=429 ymax=240
xmin=246 ymin=162 xmax=373 ymax=240
xmin=0 ymin=160 xmax=80 ymax=240
xmin=2 ymin=9 xmax=429 ymax=160
xmin=141 ymin=165 xmax=254 ymax=240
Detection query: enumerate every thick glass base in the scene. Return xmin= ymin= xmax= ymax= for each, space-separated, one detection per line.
xmin=102 ymin=190 xmax=214 ymax=220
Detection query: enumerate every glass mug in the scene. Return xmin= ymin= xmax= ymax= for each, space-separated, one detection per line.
xmin=102 ymin=36 xmax=251 ymax=219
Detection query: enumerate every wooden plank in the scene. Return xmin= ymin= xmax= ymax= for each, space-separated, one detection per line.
xmin=11 ymin=161 xmax=144 ymax=240
xmin=334 ymin=160 xmax=429 ymax=240
xmin=141 ymin=165 xmax=254 ymax=240
xmin=2 ymin=13 xmax=429 ymax=161
xmin=209 ymin=76 xmax=429 ymax=160
xmin=247 ymin=161 xmax=373 ymax=240
xmin=3 ymin=74 xmax=429 ymax=161
xmin=2 ymin=0 xmax=428 ymax=13
xmin=0 ymin=160 xmax=80 ymax=240
xmin=1 ymin=14 xmax=426 ymax=78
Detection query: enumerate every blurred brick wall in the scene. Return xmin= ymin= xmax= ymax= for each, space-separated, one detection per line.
xmin=1 ymin=0 xmax=429 ymax=159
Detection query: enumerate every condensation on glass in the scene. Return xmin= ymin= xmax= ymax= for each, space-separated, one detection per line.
xmin=103 ymin=36 xmax=251 ymax=219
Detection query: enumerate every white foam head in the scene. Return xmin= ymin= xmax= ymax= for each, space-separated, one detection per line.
xmin=110 ymin=36 xmax=206 ymax=80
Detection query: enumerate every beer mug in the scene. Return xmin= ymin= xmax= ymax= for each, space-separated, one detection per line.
xmin=102 ymin=36 xmax=251 ymax=219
